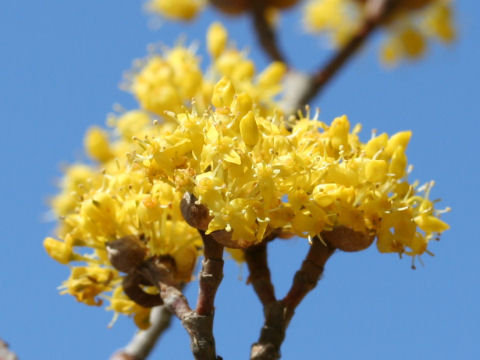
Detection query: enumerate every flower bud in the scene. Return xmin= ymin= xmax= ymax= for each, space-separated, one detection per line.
xmin=239 ymin=111 xmax=259 ymax=148
xmin=44 ymin=237 xmax=73 ymax=264
xmin=84 ymin=127 xmax=113 ymax=163
xmin=212 ymin=76 xmax=235 ymax=108
xmin=365 ymin=133 xmax=388 ymax=158
xmin=384 ymin=130 xmax=412 ymax=158
xmin=180 ymin=192 xmax=212 ymax=230
xmin=389 ymin=148 xmax=407 ymax=178
xmin=414 ymin=214 xmax=449 ymax=233
xmin=207 ymin=22 xmax=228 ymax=58
xmin=231 ymin=92 xmax=253 ymax=117
xmin=257 ymin=61 xmax=287 ymax=87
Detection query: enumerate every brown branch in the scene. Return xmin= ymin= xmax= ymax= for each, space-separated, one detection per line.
xmin=136 ymin=230 xmax=224 ymax=360
xmin=251 ymin=2 xmax=286 ymax=63
xmin=154 ymin=277 xmax=219 ymax=360
xmin=245 ymin=242 xmax=276 ymax=306
xmin=282 ymin=237 xmax=335 ymax=322
xmin=196 ymin=231 xmax=225 ymax=316
xmin=250 ymin=301 xmax=286 ymax=360
xmin=141 ymin=258 xmax=220 ymax=360
xmin=250 ymin=236 xmax=335 ymax=360
xmin=109 ymin=227 xmax=225 ymax=360
xmin=110 ymin=306 xmax=173 ymax=360
xmin=295 ymin=0 xmax=402 ymax=109
xmin=175 ymin=195 xmax=226 ymax=358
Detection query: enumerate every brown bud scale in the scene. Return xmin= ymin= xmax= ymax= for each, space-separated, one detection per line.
xmin=321 ymin=226 xmax=375 ymax=252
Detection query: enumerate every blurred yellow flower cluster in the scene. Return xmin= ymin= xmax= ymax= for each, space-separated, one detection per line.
xmin=147 ymin=0 xmax=205 ymax=21
xmin=304 ymin=0 xmax=455 ymax=65
xmin=131 ymin=73 xmax=449 ymax=255
xmin=126 ymin=22 xmax=286 ymax=117
xmin=146 ymin=0 xmax=300 ymax=20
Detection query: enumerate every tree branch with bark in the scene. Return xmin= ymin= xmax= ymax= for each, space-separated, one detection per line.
xmin=247 ymin=235 xmax=335 ymax=360
xmin=140 ymin=233 xmax=224 ymax=360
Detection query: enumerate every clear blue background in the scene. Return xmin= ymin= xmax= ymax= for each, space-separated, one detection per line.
xmin=0 ymin=1 xmax=478 ymax=359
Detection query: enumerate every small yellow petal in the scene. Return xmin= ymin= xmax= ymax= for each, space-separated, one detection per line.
xmin=312 ymin=183 xmax=337 ymax=207
xmin=389 ymin=148 xmax=407 ymax=178
xmin=239 ymin=111 xmax=259 ymax=148
xmin=414 ymin=214 xmax=450 ymax=233
xmin=44 ymin=237 xmax=73 ymax=264
xmin=212 ymin=76 xmax=235 ymax=108
xmin=365 ymin=133 xmax=388 ymax=158
xmin=385 ymin=130 xmax=412 ymax=157
xmin=365 ymin=160 xmax=388 ymax=183
xmin=84 ymin=127 xmax=113 ymax=163
xmin=257 ymin=61 xmax=287 ymax=87
xmin=231 ymin=93 xmax=253 ymax=117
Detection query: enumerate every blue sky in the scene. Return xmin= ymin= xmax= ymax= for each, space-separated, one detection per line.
xmin=0 ymin=1 xmax=478 ymax=359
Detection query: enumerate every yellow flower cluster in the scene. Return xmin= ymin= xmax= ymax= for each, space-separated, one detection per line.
xmin=146 ymin=0 xmax=205 ymax=21
xmin=45 ymin=21 xmax=450 ymax=328
xmin=304 ymin=0 xmax=455 ymax=65
xmin=44 ymin=23 xmax=283 ymax=327
xmin=131 ymin=77 xmax=449 ymax=255
xmin=146 ymin=0 xmax=300 ymax=20
xmin=126 ymin=22 xmax=286 ymax=117
xmin=304 ymin=0 xmax=363 ymax=45
xmin=45 ymin=110 xmax=202 ymax=329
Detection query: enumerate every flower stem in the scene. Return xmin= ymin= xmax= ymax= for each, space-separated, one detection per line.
xmin=141 ymin=243 xmax=224 ymax=360
xmin=251 ymin=2 xmax=286 ymax=63
xmin=196 ymin=231 xmax=225 ymax=316
xmin=295 ymin=0 xmax=402 ymax=108
xmin=245 ymin=242 xmax=276 ymax=306
xmin=110 ymin=306 xmax=173 ymax=360
xmin=282 ymin=237 xmax=335 ymax=322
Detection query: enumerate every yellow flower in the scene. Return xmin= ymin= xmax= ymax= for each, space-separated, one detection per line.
xmin=212 ymin=76 xmax=236 ymax=108
xmin=414 ymin=214 xmax=449 ymax=233
xmin=84 ymin=126 xmax=113 ymax=163
xmin=107 ymin=287 xmax=152 ymax=329
xmin=146 ymin=0 xmax=205 ymax=21
xmin=207 ymin=22 xmax=228 ymax=59
xmin=304 ymin=0 xmax=361 ymax=45
xmin=304 ymin=0 xmax=456 ymax=65
xmin=239 ymin=111 xmax=260 ymax=148
xmin=60 ymin=266 xmax=117 ymax=306
xmin=44 ymin=236 xmax=74 ymax=264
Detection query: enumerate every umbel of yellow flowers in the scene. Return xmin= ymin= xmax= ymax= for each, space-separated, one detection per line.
xmin=132 ymin=79 xmax=449 ymax=252
xmin=44 ymin=23 xmax=448 ymax=329
xmin=304 ymin=0 xmax=455 ymax=64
